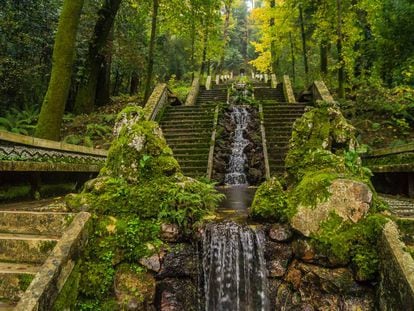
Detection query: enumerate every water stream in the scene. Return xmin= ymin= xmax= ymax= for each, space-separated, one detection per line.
xmin=202 ymin=222 xmax=269 ymax=311
xmin=224 ymin=106 xmax=250 ymax=185
xmin=202 ymin=105 xmax=269 ymax=310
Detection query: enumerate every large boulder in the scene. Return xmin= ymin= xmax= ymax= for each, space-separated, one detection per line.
xmin=291 ymin=179 xmax=372 ymax=237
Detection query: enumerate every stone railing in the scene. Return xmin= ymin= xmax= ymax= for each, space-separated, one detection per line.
xmin=311 ymin=80 xmax=335 ymax=103
xmin=207 ymin=105 xmax=220 ymax=179
xmin=379 ymin=221 xmax=414 ymax=310
xmin=185 ymin=78 xmax=200 ymax=106
xmin=283 ymin=75 xmax=296 ymax=103
xmin=271 ymin=74 xmax=278 ymax=88
xmin=0 ymin=131 xmax=107 ymax=173
xmin=259 ymin=104 xmax=271 ymax=179
xmin=362 ymin=143 xmax=414 ymax=174
xmin=145 ymin=83 xmax=181 ymax=121
xmin=206 ymin=75 xmax=212 ymax=90
xmin=16 ymin=212 xmax=91 ymax=311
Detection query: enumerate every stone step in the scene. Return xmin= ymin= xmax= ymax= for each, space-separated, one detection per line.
xmin=0 ymin=263 xmax=39 ymax=302
xmin=175 ymin=154 xmax=209 ymax=160
xmin=166 ymin=138 xmax=210 ymax=145
xmin=164 ymin=133 xmax=211 ymax=139
xmin=0 ymin=262 xmax=41 ymax=274
xmin=164 ymin=112 xmax=214 ymax=118
xmin=0 ymin=301 xmax=16 ymax=311
xmin=262 ymin=103 xmax=306 ymax=107
xmin=165 ymin=110 xmax=215 ymax=115
xmin=169 ymin=143 xmax=210 ymax=149
xmin=177 ymin=159 xmax=208 ymax=166
xmin=0 ymin=233 xmax=58 ymax=264
xmin=162 ymin=116 xmax=214 ymax=122
xmin=0 ymin=211 xmax=71 ymax=236
xmin=161 ymin=124 xmax=213 ymax=130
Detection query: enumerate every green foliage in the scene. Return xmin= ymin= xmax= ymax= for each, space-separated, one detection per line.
xmin=314 ymin=213 xmax=389 ymax=281
xmin=79 ymin=261 xmax=115 ymax=299
xmin=250 ymin=177 xmax=288 ymax=222
xmin=0 ymin=106 xmax=39 ymax=135
xmin=18 ymin=274 xmax=34 ymax=291
xmin=52 ymin=263 xmax=81 ymax=311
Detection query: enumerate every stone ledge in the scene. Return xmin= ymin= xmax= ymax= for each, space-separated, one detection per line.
xmin=367 ymin=163 xmax=414 ymax=173
xmin=15 ymin=212 xmax=91 ymax=311
xmin=379 ymin=221 xmax=414 ymax=310
xmin=0 ymin=131 xmax=108 ymax=157
xmin=0 ymin=161 xmax=103 ymax=172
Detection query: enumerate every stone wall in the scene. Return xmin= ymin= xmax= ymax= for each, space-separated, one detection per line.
xmin=378 ymin=221 xmax=414 ymax=310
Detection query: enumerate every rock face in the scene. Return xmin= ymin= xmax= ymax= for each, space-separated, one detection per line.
xmin=263 ymin=232 xmax=376 ymax=311
xmin=291 ymin=179 xmax=373 ymax=237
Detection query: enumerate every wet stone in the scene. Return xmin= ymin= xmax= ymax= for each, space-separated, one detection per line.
xmin=157 ymin=243 xmax=198 ymax=279
xmin=160 ymin=223 xmax=181 ymax=243
xmin=269 ymin=224 xmax=293 ymax=242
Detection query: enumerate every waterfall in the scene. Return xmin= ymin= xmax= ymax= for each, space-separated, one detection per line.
xmin=225 ymin=106 xmax=250 ymax=185
xmin=202 ymin=222 xmax=269 ymax=311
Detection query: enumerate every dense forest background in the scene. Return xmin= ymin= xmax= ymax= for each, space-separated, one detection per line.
xmin=0 ymin=0 xmax=413 ymax=147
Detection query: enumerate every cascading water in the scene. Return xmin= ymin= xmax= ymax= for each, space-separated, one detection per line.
xmin=202 ymin=222 xmax=269 ymax=311
xmin=224 ymin=106 xmax=250 ymax=185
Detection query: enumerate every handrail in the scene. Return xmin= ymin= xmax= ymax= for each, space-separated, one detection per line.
xmin=207 ymin=105 xmax=220 ymax=180
xmin=185 ymin=78 xmax=200 ymax=106
xmin=271 ymin=74 xmax=278 ymax=88
xmin=365 ymin=143 xmax=414 ymax=158
xmin=144 ymin=83 xmax=182 ymax=121
xmin=0 ymin=130 xmax=107 ymax=157
xmin=312 ymin=80 xmax=335 ymax=103
xmin=259 ymin=103 xmax=271 ymax=180
xmin=283 ymin=75 xmax=296 ymax=103
xmin=206 ymin=76 xmax=212 ymax=90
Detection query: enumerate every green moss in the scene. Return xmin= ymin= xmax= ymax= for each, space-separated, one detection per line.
xmin=313 ymin=212 xmax=389 ymax=281
xmin=0 ymin=184 xmax=31 ymax=202
xmin=52 ymin=263 xmax=81 ymax=311
xmin=250 ymin=177 xmax=288 ymax=222
xmin=18 ymin=274 xmax=34 ymax=291
xmin=287 ymin=170 xmax=338 ymax=215
xmin=79 ymin=261 xmax=115 ymax=299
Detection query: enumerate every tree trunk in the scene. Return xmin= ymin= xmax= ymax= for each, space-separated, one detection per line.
xmin=270 ymin=0 xmax=277 ymax=73
xmin=337 ymin=0 xmax=345 ymax=98
xmin=299 ymin=4 xmax=309 ymax=82
xmin=96 ymin=27 xmax=114 ymax=107
xmin=130 ymin=72 xmax=139 ymax=95
xmin=73 ymin=0 xmax=121 ymax=114
xmin=35 ymin=0 xmax=84 ymax=141
xmin=200 ymin=16 xmax=210 ymax=76
xmin=320 ymin=41 xmax=328 ymax=75
xmin=218 ymin=0 xmax=232 ymax=72
xmin=290 ymin=32 xmax=296 ymax=84
xmin=144 ymin=0 xmax=160 ymax=102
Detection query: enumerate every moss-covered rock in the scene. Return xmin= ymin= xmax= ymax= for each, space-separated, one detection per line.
xmin=102 ymin=105 xmax=180 ymax=182
xmin=286 ymin=101 xmax=357 ymax=183
xmin=114 ymin=264 xmax=156 ymax=310
xmin=250 ymin=177 xmax=288 ymax=222
xmin=67 ymin=105 xmax=223 ymax=306
xmin=290 ymin=179 xmax=373 ymax=237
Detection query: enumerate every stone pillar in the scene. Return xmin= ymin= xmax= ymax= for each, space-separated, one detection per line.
xmin=216 ymin=75 xmax=220 ymax=85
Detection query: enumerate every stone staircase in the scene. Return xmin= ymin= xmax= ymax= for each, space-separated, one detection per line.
xmin=196 ymin=88 xmax=227 ymax=105
xmin=160 ymin=104 xmax=217 ymax=178
xmin=255 ymin=83 xmax=285 ymax=102
xmin=0 ymin=202 xmax=72 ymax=310
xmin=263 ymin=103 xmax=306 ymax=175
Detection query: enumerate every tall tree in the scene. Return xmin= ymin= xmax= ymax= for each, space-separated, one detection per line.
xmin=73 ymin=0 xmax=122 ymax=114
xmin=144 ymin=0 xmax=160 ymax=102
xmin=35 ymin=0 xmax=84 ymax=140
